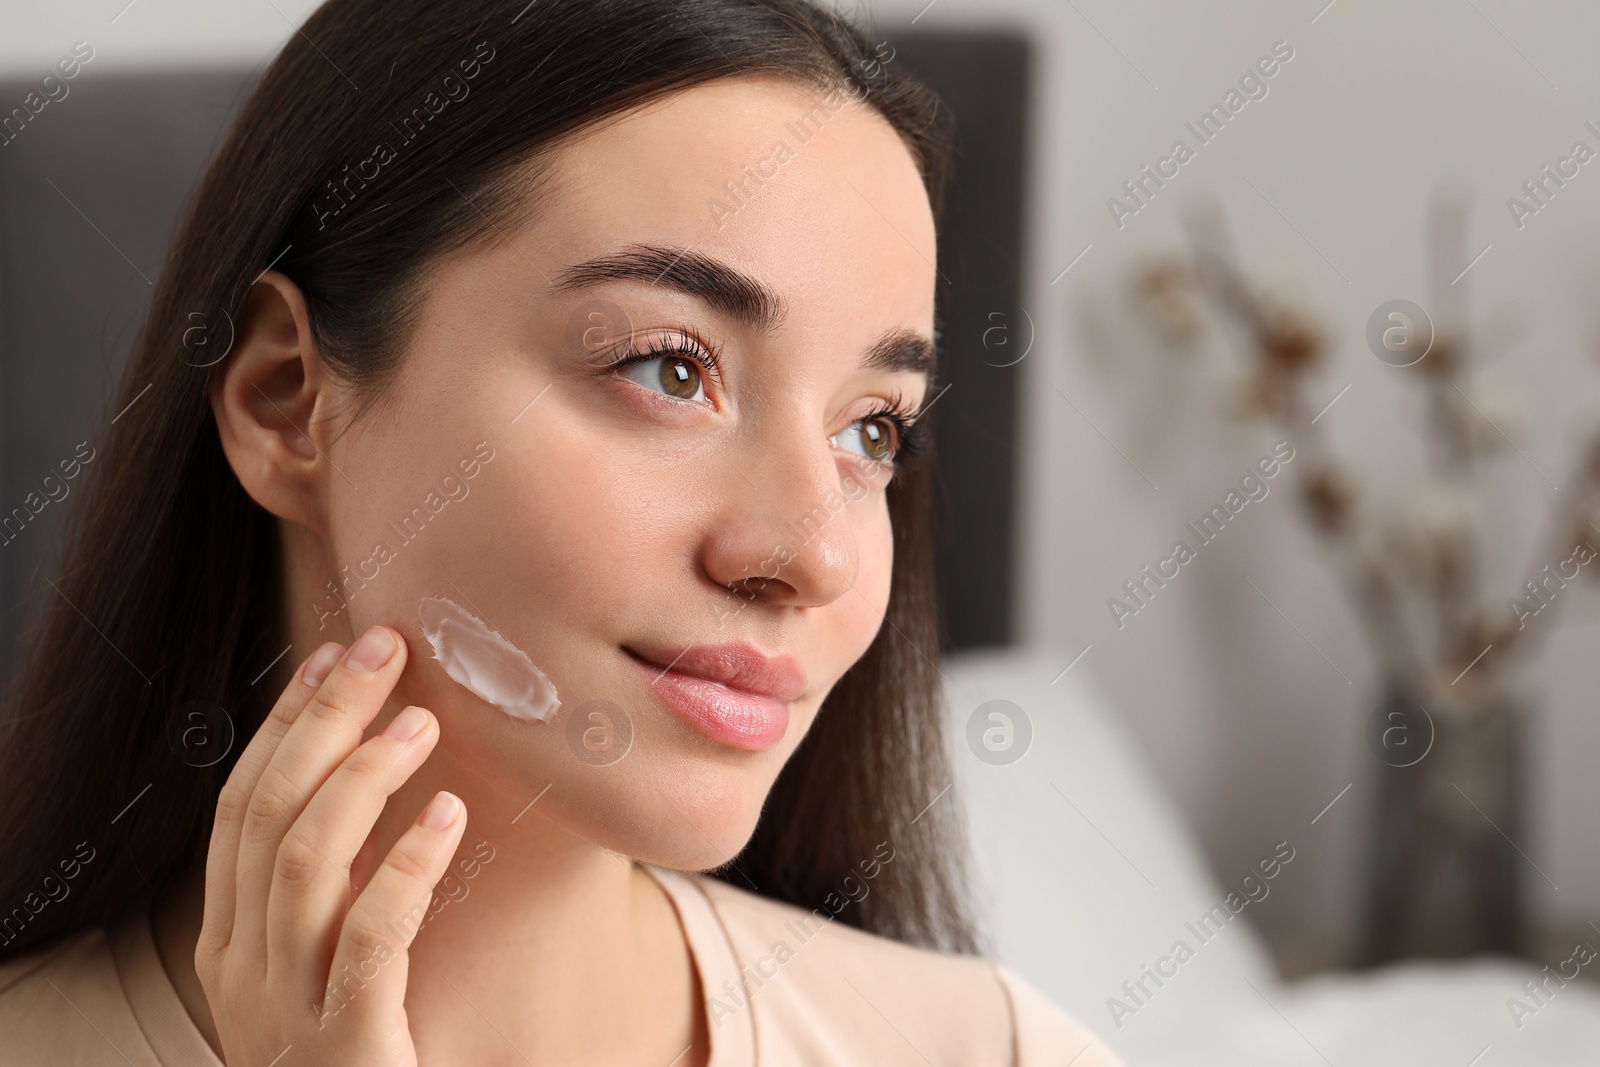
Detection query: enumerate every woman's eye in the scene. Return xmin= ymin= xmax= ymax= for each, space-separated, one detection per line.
xmin=832 ymin=417 xmax=897 ymax=463
xmin=621 ymin=355 xmax=706 ymax=402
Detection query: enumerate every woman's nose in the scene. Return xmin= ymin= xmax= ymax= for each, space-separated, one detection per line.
xmin=700 ymin=438 xmax=861 ymax=610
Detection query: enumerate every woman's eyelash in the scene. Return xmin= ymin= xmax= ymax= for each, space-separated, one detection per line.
xmin=602 ymin=333 xmax=928 ymax=464
xmin=602 ymin=326 xmax=724 ymax=386
xmin=859 ymin=390 xmax=928 ymax=463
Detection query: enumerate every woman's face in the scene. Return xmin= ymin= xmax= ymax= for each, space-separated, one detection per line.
xmin=308 ymin=75 xmax=936 ymax=869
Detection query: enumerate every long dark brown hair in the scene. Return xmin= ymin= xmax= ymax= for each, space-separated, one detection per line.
xmin=0 ymin=0 xmax=978 ymax=961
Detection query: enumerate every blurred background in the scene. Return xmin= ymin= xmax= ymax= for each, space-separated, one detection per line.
xmin=7 ymin=0 xmax=1600 ymax=1062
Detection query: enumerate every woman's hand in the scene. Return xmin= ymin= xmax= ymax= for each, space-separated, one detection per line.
xmin=195 ymin=625 xmax=467 ymax=1066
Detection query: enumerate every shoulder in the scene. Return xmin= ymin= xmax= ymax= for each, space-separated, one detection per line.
xmin=691 ymin=875 xmax=1126 ymax=1066
xmin=990 ymin=960 xmax=1128 ymax=1065
xmin=0 ymin=922 xmax=160 ymax=1065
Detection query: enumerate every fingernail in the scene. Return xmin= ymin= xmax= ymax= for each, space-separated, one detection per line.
xmin=345 ymin=626 xmax=397 ymax=672
xmin=301 ymin=643 xmax=345 ymax=687
xmin=420 ymin=791 xmax=459 ymax=831
xmin=383 ymin=705 xmax=429 ymax=742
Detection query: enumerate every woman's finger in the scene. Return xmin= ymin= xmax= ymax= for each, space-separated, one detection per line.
xmin=319 ymin=791 xmax=467 ymax=1036
xmin=265 ymin=705 xmax=440 ymax=1008
xmin=199 ymin=641 xmax=346 ymax=961
xmin=232 ymin=625 xmax=409 ymax=964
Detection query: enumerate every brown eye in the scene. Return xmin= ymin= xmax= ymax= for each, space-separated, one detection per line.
xmin=862 ymin=419 xmax=895 ymax=462
xmin=620 ymin=352 xmax=708 ymax=403
xmin=659 ymin=356 xmax=701 ymax=399
xmin=833 ymin=417 xmax=897 ymax=463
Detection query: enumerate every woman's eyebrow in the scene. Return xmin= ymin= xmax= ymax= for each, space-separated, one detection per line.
xmin=864 ymin=327 xmax=935 ymax=377
xmin=551 ymin=242 xmax=935 ymax=377
xmin=551 ymin=243 xmax=786 ymax=332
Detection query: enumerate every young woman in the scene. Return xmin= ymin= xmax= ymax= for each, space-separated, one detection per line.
xmin=0 ymin=1 xmax=1123 ymax=1062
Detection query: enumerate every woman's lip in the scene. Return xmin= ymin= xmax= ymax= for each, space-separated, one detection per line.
xmin=623 ymin=641 xmax=807 ymax=702
xmin=624 ymin=648 xmax=790 ymax=751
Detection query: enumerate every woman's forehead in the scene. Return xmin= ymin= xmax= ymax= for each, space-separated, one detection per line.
xmin=524 ymin=76 xmax=938 ymax=326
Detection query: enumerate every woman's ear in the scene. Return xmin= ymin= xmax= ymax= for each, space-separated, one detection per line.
xmin=209 ymin=270 xmax=337 ymax=534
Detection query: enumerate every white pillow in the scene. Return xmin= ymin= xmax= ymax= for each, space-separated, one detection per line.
xmin=944 ymin=644 xmax=1281 ymax=1045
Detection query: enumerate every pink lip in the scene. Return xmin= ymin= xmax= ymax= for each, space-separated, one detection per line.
xmin=623 ymin=643 xmax=806 ymax=751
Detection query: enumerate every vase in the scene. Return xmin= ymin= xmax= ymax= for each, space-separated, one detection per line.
xmin=1358 ymin=685 xmax=1525 ymax=965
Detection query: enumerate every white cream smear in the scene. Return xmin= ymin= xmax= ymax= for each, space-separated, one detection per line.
xmin=417 ymin=595 xmax=560 ymax=723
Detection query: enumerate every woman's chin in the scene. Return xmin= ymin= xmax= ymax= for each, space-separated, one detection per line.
xmin=620 ymin=835 xmax=753 ymax=874
xmin=562 ymin=765 xmax=768 ymax=872
xmin=460 ymin=741 xmax=768 ymax=872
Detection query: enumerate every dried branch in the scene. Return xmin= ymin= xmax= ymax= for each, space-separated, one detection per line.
xmin=1133 ymin=191 xmax=1600 ymax=704
xmin=1178 ymin=199 xmax=1424 ymax=696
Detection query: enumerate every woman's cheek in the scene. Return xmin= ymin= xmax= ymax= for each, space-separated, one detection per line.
xmin=496 ymin=418 xmax=695 ymax=617
xmin=845 ymin=498 xmax=895 ymax=639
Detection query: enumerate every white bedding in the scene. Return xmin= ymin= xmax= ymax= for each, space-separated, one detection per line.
xmin=943 ymin=646 xmax=1600 ymax=1064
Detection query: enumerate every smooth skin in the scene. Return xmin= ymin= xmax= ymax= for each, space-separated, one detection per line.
xmin=152 ymin=72 xmax=937 ymax=1066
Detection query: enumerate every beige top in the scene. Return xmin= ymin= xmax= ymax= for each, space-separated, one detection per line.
xmin=0 ymin=863 xmax=1125 ymax=1066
